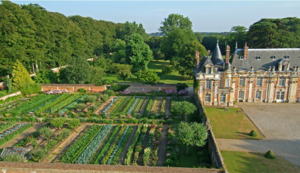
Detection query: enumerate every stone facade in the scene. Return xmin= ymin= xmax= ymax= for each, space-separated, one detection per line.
xmin=195 ymin=42 xmax=300 ymax=106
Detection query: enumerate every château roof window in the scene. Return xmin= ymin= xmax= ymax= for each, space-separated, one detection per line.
xmin=271 ymin=56 xmax=276 ymax=60
xmin=255 ymin=56 xmax=261 ymax=60
xmin=239 ymin=56 xmax=244 ymax=60
xmin=284 ymin=56 xmax=289 ymax=59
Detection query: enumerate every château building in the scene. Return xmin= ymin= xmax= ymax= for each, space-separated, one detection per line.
xmin=194 ymin=41 xmax=300 ymax=106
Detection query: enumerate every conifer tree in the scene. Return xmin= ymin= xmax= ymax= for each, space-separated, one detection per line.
xmin=11 ymin=60 xmax=33 ymax=90
xmin=6 ymin=76 xmax=12 ymax=93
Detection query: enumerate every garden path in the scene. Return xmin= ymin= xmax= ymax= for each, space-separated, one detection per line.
xmin=156 ymin=125 xmax=168 ymax=166
xmin=94 ymin=96 xmax=116 ymax=115
xmin=120 ymin=125 xmax=138 ymax=164
xmin=0 ymin=123 xmax=45 ymax=148
xmin=165 ymin=97 xmax=171 ymax=116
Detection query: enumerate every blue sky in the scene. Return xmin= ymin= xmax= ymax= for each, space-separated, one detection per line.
xmin=11 ymin=1 xmax=300 ymax=33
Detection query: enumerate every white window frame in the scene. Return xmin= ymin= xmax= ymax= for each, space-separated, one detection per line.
xmin=207 ymin=67 xmax=212 ymax=74
xmin=257 ymin=77 xmax=263 ymax=86
xmin=279 ymin=78 xmax=285 ymax=86
xmin=276 ymin=91 xmax=285 ymax=100
xmin=256 ymin=91 xmax=262 ymax=99
xmin=220 ymin=94 xmax=226 ymax=102
xmin=239 ymin=91 xmax=245 ymax=99
xmin=225 ymin=78 xmax=230 ymax=87
xmin=205 ymin=94 xmax=211 ymax=102
xmin=240 ymin=77 xmax=245 ymax=86
xmin=206 ymin=80 xmax=212 ymax=89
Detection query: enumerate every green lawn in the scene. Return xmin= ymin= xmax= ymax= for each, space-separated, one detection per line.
xmin=222 ymin=150 xmax=300 ymax=173
xmin=102 ymin=60 xmax=194 ymax=86
xmin=179 ymin=145 xmax=199 ymax=167
xmin=205 ymin=107 xmax=263 ymax=139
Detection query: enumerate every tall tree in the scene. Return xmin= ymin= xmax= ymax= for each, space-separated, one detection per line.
xmin=125 ymin=34 xmax=153 ymax=72
xmin=159 ymin=14 xmax=193 ymax=35
xmin=171 ymin=101 xmax=197 ymax=121
xmin=120 ymin=21 xmax=148 ymax=41
xmin=11 ymin=60 xmax=33 ymax=90
xmin=62 ymin=57 xmax=91 ymax=84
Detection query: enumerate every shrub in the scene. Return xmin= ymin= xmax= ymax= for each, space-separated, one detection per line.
xmin=78 ymin=88 xmax=86 ymax=93
xmin=100 ymin=94 xmax=109 ymax=101
xmin=76 ymin=103 xmax=86 ymax=111
xmin=176 ymin=83 xmax=188 ymax=91
xmin=162 ymin=66 xmax=173 ymax=74
xmin=68 ymin=119 xmax=80 ymax=129
xmin=104 ymin=89 xmax=114 ymax=96
xmin=1 ymin=154 xmax=24 ymax=162
xmin=111 ymin=84 xmax=130 ymax=92
xmin=88 ymin=105 xmax=97 ymax=112
xmin=85 ymin=95 xmax=97 ymax=103
xmin=51 ymin=118 xmax=66 ymax=129
xmin=249 ymin=130 xmax=257 ymax=137
xmin=31 ymin=149 xmax=48 ymax=162
xmin=264 ymin=150 xmax=275 ymax=159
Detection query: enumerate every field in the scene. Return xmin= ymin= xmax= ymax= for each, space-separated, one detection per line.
xmin=222 ymin=150 xmax=300 ymax=173
xmin=205 ymin=107 xmax=263 ymax=139
xmin=102 ymin=60 xmax=194 ymax=86
xmin=0 ymin=92 xmax=210 ymax=168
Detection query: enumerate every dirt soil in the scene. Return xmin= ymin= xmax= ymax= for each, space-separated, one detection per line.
xmin=120 ymin=125 xmax=138 ymax=164
xmin=0 ymin=123 xmax=45 ymax=148
xmin=156 ymin=125 xmax=168 ymax=166
xmin=44 ymin=124 xmax=88 ymax=163
xmin=95 ymin=96 xmax=116 ymax=115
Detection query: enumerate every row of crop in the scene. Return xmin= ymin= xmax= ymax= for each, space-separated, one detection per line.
xmin=111 ymin=97 xmax=131 ymax=114
xmin=49 ymin=93 xmax=81 ymax=113
xmin=10 ymin=94 xmax=45 ymax=114
xmin=142 ymin=125 xmax=156 ymax=165
xmin=100 ymin=125 xmax=127 ymax=164
xmin=0 ymin=123 xmax=33 ymax=146
xmin=151 ymin=124 xmax=163 ymax=166
xmin=21 ymin=94 xmax=57 ymax=114
xmin=75 ymin=125 xmax=112 ymax=164
xmin=92 ymin=125 xmax=121 ymax=164
xmin=127 ymin=98 xmax=139 ymax=114
xmin=131 ymin=98 xmax=143 ymax=115
xmin=103 ymin=97 xmax=120 ymax=114
xmin=164 ymin=125 xmax=180 ymax=167
xmin=0 ymin=122 xmax=16 ymax=133
xmin=109 ymin=97 xmax=126 ymax=114
xmin=122 ymin=97 xmax=136 ymax=114
xmin=0 ymin=96 xmax=23 ymax=111
xmin=59 ymin=95 xmax=88 ymax=115
xmin=160 ymin=97 xmax=166 ymax=114
xmin=30 ymin=95 xmax=60 ymax=113
xmin=124 ymin=124 xmax=143 ymax=165
xmin=108 ymin=126 xmax=133 ymax=165
xmin=0 ymin=95 xmax=22 ymax=106
xmin=132 ymin=124 xmax=149 ymax=165
xmin=35 ymin=94 xmax=71 ymax=114
xmin=143 ymin=97 xmax=154 ymax=116
xmin=61 ymin=124 xmax=102 ymax=163
xmin=139 ymin=98 xmax=150 ymax=115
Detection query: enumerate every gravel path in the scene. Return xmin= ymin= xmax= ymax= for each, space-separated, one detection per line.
xmin=120 ymin=125 xmax=138 ymax=164
xmin=156 ymin=125 xmax=168 ymax=166
xmin=165 ymin=97 xmax=171 ymax=116
xmin=0 ymin=123 xmax=45 ymax=148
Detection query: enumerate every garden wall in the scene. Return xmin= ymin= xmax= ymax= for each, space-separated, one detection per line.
xmin=0 ymin=91 xmax=21 ymax=101
xmin=0 ymin=162 xmax=223 ymax=173
xmin=41 ymin=84 xmax=106 ymax=92
xmin=195 ymin=94 xmax=227 ymax=173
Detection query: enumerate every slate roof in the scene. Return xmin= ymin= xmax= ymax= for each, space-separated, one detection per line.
xmin=197 ymin=55 xmax=213 ymax=73
xmin=230 ymin=48 xmax=300 ymax=71
xmin=211 ymin=42 xmax=224 ymax=65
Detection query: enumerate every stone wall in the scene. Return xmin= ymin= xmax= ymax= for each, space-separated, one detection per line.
xmin=0 ymin=162 xmax=224 ymax=173
xmin=41 ymin=84 xmax=106 ymax=92
xmin=0 ymin=91 xmax=21 ymax=101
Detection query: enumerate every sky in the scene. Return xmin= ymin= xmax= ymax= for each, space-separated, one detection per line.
xmin=10 ymin=1 xmax=300 ymax=33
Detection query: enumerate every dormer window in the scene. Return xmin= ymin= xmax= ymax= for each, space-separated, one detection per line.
xmin=284 ymin=56 xmax=289 ymax=59
xmin=206 ymin=67 xmax=212 ymax=74
xmin=255 ymin=56 xmax=261 ymax=60
xmin=271 ymin=56 xmax=276 ymax=60
xmin=239 ymin=56 xmax=244 ymax=60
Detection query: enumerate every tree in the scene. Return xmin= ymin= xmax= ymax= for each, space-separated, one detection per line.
xmin=63 ymin=57 xmax=91 ymax=84
xmin=176 ymin=122 xmax=207 ymax=155
xmin=76 ymin=103 xmax=86 ymax=111
xmin=68 ymin=119 xmax=80 ymax=129
xmin=171 ymin=101 xmax=197 ymax=121
xmin=120 ymin=21 xmax=148 ymax=41
xmin=6 ymin=76 xmax=12 ymax=93
xmin=112 ymin=39 xmax=126 ymax=52
xmin=51 ymin=118 xmax=66 ymax=129
xmin=11 ymin=60 xmax=33 ymax=90
xmin=89 ymin=67 xmax=105 ymax=84
xmin=160 ymin=28 xmax=195 ymax=62
xmin=117 ymin=65 xmax=133 ymax=81
xmin=177 ymin=41 xmax=207 ymax=77
xmin=125 ymin=34 xmax=153 ymax=72
xmin=159 ymin=14 xmax=193 ymax=35
xmin=85 ymin=95 xmax=97 ymax=103
xmin=136 ymin=70 xmax=160 ymax=83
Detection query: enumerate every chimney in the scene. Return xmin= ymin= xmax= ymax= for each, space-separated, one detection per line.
xmin=195 ymin=51 xmax=199 ymax=70
xmin=226 ymin=45 xmax=230 ymax=63
xmin=244 ymin=42 xmax=248 ymax=59
xmin=207 ymin=50 xmax=211 ymax=57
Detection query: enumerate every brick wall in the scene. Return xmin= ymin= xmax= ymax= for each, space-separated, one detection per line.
xmin=41 ymin=84 xmax=106 ymax=92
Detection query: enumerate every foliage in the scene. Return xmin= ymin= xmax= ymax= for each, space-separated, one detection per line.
xmin=162 ymin=66 xmax=173 ymax=74
xmin=111 ymin=85 xmax=130 ymax=92
xmin=34 ymin=94 xmax=71 ymax=114
xmin=68 ymin=119 xmax=80 ymax=129
xmin=59 ymin=95 xmax=88 ymax=114
xmin=0 ymin=122 xmax=16 ymax=133
xmin=50 ymin=118 xmax=66 ymax=129
xmin=75 ymin=125 xmax=112 ymax=164
xmin=249 ymin=130 xmax=257 ymax=137
xmin=124 ymin=124 xmax=143 ymax=165
xmin=264 ymin=150 xmax=275 ymax=159
xmin=76 ymin=103 xmax=86 ymax=111
xmin=11 ymin=60 xmax=33 ymax=90
xmin=104 ymin=89 xmax=114 ymax=97
xmin=33 ymin=69 xmax=58 ymax=84
xmin=88 ymin=105 xmax=97 ymax=112
xmin=85 ymin=95 xmax=97 ymax=103
xmin=89 ymin=67 xmax=105 ymax=84
xmin=171 ymin=101 xmax=197 ymax=120
xmin=49 ymin=94 xmax=80 ymax=113
xmin=61 ymin=57 xmax=91 ymax=84
xmin=177 ymin=41 xmax=207 ymax=77
xmin=119 ymin=21 xmax=148 ymax=41
xmin=142 ymin=125 xmax=156 ymax=165
xmin=6 ymin=77 xmax=12 ymax=93
xmin=99 ymin=94 xmax=109 ymax=102
xmin=20 ymin=78 xmax=41 ymax=96
xmin=125 ymin=34 xmax=153 ymax=72
xmin=39 ymin=127 xmax=52 ymax=139
xmin=176 ymin=83 xmax=188 ymax=92
xmin=1 ymin=154 xmax=24 ymax=162
xmin=176 ymin=122 xmax=207 ymax=155
xmin=159 ymin=14 xmax=193 ymax=35
xmin=117 ymin=65 xmax=133 ymax=81
xmin=0 ymin=123 xmax=33 ymax=146
xmin=136 ymin=70 xmax=160 ymax=83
